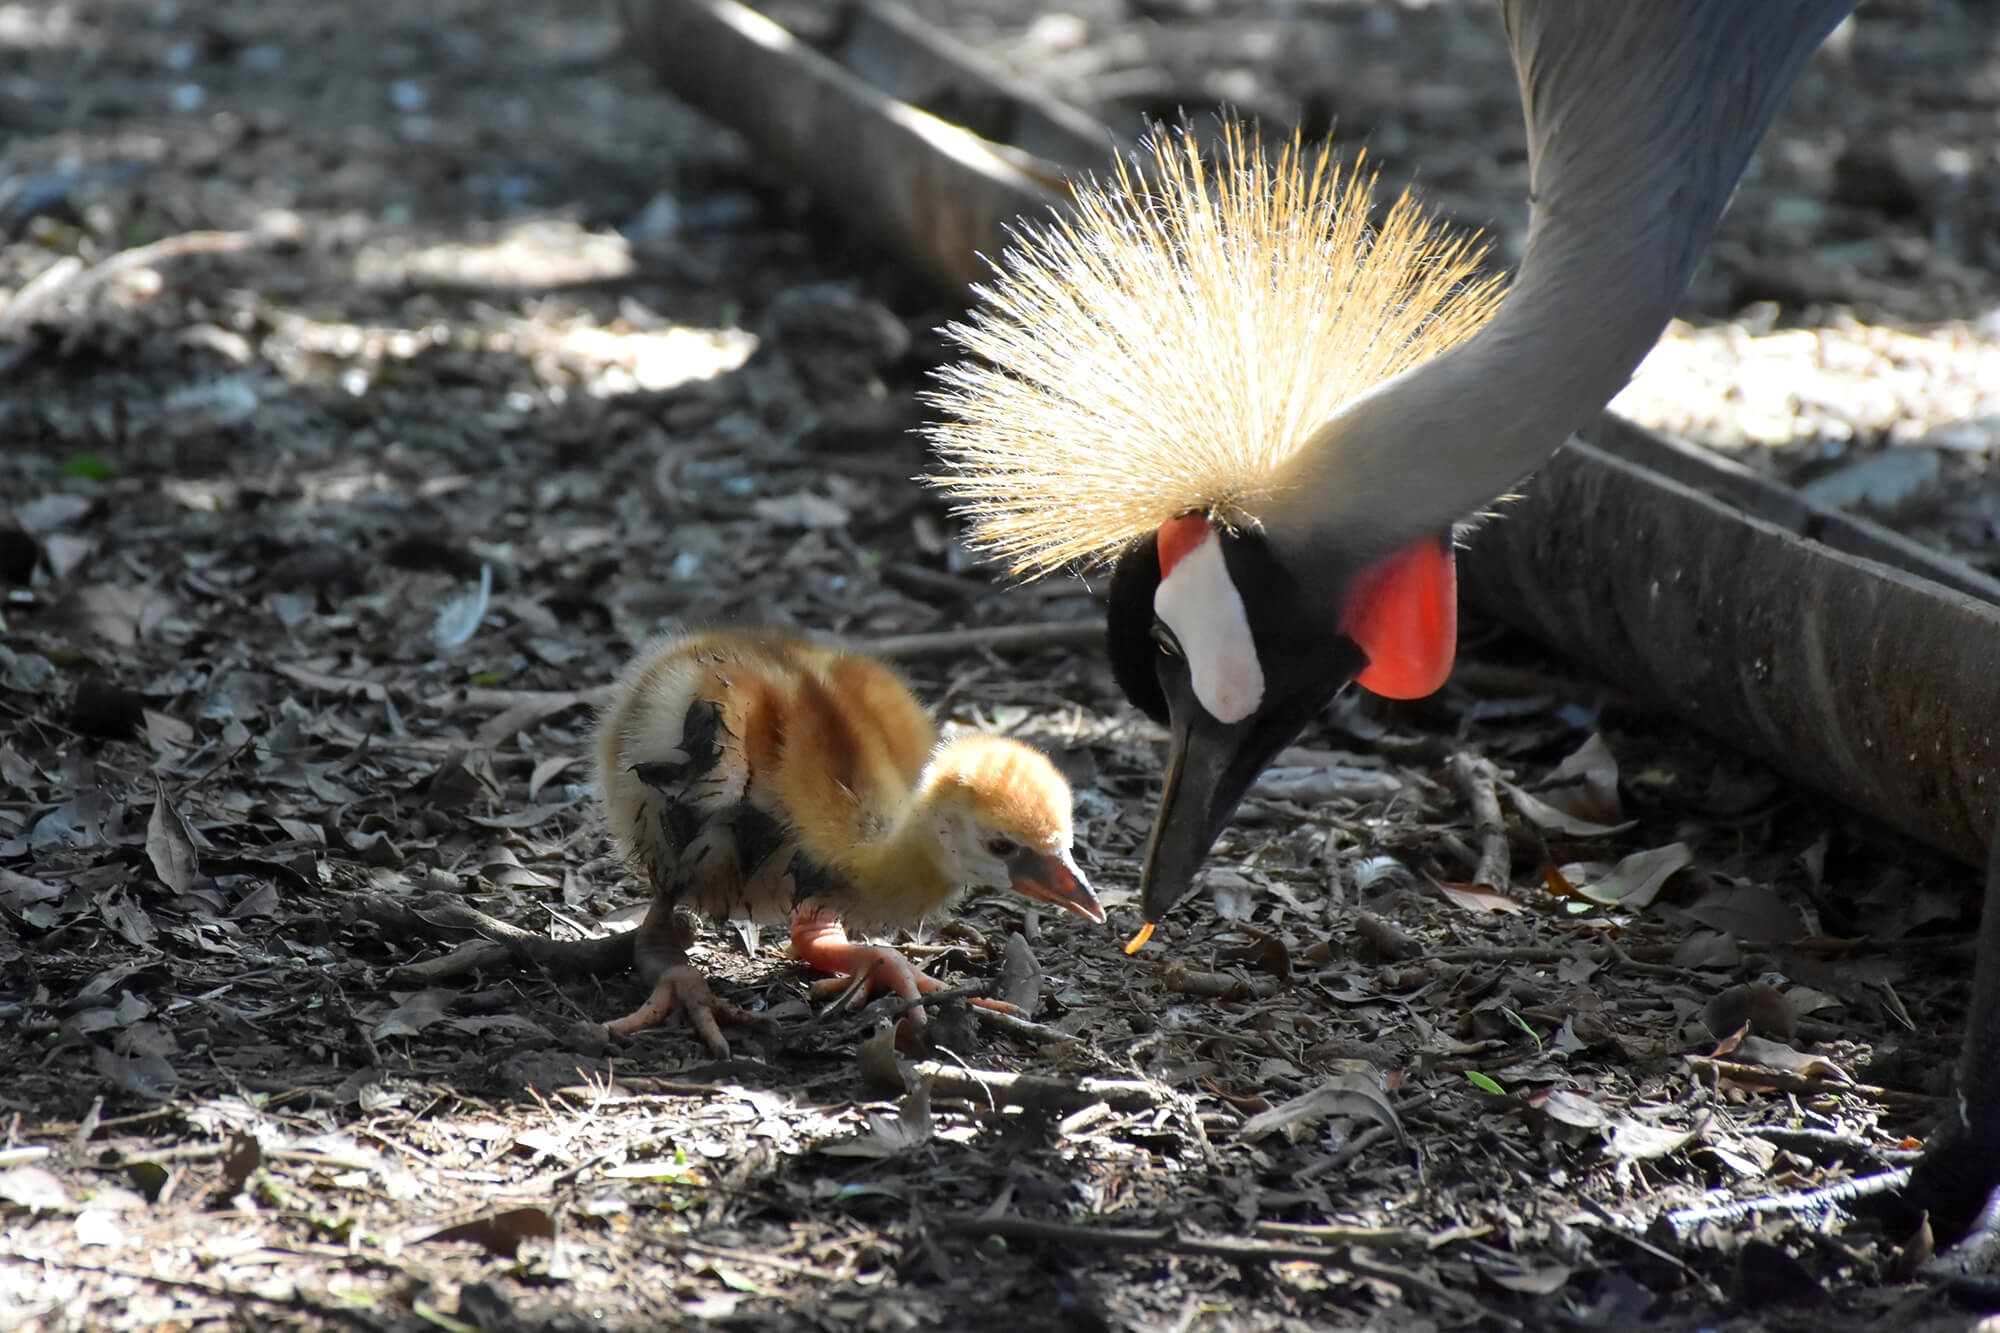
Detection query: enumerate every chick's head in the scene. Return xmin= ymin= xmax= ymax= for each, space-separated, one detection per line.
xmin=923 ymin=734 xmax=1104 ymax=923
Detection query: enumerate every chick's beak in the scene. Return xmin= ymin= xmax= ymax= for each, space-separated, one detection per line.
xmin=1008 ymin=845 xmax=1105 ymax=923
xmin=1139 ymin=642 xmax=1361 ymax=924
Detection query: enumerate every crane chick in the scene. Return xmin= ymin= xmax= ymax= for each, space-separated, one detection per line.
xmin=595 ymin=630 xmax=1104 ymax=1055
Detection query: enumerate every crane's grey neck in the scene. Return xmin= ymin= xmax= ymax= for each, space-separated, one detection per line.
xmin=1263 ymin=0 xmax=1856 ymax=569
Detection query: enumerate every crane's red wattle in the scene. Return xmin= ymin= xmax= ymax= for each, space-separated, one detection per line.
xmin=1340 ymin=535 xmax=1457 ymax=700
xmin=1156 ymin=513 xmax=1211 ymax=576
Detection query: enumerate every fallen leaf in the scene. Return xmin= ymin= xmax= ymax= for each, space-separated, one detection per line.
xmin=0 ymin=868 xmax=61 ymax=918
xmin=15 ymin=493 xmax=96 ymax=534
xmin=995 ymin=932 xmax=1042 ymax=1014
xmin=90 ymin=1045 xmax=178 ymax=1100
xmin=421 ymin=1206 xmax=555 ymax=1258
xmin=373 ymin=990 xmax=455 ymax=1040
xmin=274 ymin=662 xmax=389 ymax=702
xmin=1208 ymin=870 xmax=1257 ymax=921
xmin=1434 ymin=880 xmax=1526 ymax=915
xmin=42 ymin=532 xmax=94 ymax=578
xmin=1565 ymin=842 xmax=1692 ymax=911
xmin=820 ymin=1083 xmax=933 ymax=1158
xmin=527 ymin=755 xmax=577 ymax=801
xmin=0 ymin=1165 xmax=72 ymax=1212
xmin=1539 ymin=733 xmax=1624 ymax=826
xmin=1730 ymin=1035 xmax=1852 ymax=1082
xmin=146 ymin=780 xmax=200 ymax=894
xmin=751 ymin=491 xmax=848 ymax=528
xmin=1606 ymin=1116 xmax=1700 ymax=1161
xmin=1237 ymin=1066 xmax=1404 ymax=1148
xmin=433 ymin=564 xmax=492 ymax=652
xmin=1484 ymin=1263 xmax=1575 ymax=1296
xmin=218 ymin=1134 xmax=262 ymax=1195
xmin=1499 ymin=780 xmax=1634 ymax=837
xmin=65 ymin=583 xmax=177 ymax=647
xmin=1684 ymin=883 xmax=1805 ymax=944
xmin=1536 ymin=1089 xmax=1611 ymax=1132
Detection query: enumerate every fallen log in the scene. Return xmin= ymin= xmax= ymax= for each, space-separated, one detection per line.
xmin=1462 ymin=430 xmax=2000 ymax=867
xmin=616 ymin=0 xmax=1085 ymax=291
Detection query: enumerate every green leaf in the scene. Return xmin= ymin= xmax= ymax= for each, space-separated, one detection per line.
xmin=1501 ymin=1006 xmax=1543 ymax=1052
xmin=1465 ymin=1070 xmax=1505 ymax=1095
xmin=63 ymin=454 xmax=116 ymax=481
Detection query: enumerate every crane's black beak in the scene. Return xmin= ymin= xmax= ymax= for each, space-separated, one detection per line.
xmin=1138 ymin=643 xmax=1360 ymax=922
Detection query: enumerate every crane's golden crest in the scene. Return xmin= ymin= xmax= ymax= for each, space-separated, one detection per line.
xmin=923 ymin=121 xmax=1507 ymax=576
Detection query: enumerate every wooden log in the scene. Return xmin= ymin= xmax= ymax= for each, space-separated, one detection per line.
xmin=617 ymin=0 xmax=1081 ymax=291
xmin=1461 ymin=433 xmax=2000 ymax=867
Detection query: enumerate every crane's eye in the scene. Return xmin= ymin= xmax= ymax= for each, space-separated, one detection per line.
xmin=985 ymin=837 xmax=1019 ymax=858
xmin=1151 ymin=622 xmax=1182 ymax=658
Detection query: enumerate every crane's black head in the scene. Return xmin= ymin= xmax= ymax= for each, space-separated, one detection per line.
xmin=1107 ymin=513 xmax=1457 ymax=924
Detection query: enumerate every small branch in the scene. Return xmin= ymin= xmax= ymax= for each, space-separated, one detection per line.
xmin=16 ymin=1257 xmax=389 ymax=1331
xmin=1573 ymin=1200 xmax=1727 ymax=1305
xmin=359 ymin=892 xmax=635 ymax=982
xmin=909 ymin=1062 xmax=1170 ymax=1113
xmin=1426 ymin=942 xmax=1677 ymax=965
xmin=1741 ymin=1125 xmax=1921 ymax=1163
xmin=937 ymin=1215 xmax=1460 ymax=1303
xmin=1684 ymin=1056 xmax=1938 ymax=1109
xmin=973 ymin=1004 xmax=1073 ymax=1045
xmin=1448 ymin=752 xmax=1511 ymax=892
xmin=432 ymin=622 xmax=1102 ymax=720
xmin=434 ymin=684 xmax=613 ymax=717
xmin=1164 ymin=961 xmax=1280 ymax=1001
xmin=867 ymin=621 xmax=1101 ymax=660
xmin=0 ymin=230 xmax=259 ymax=337
xmin=1250 ymin=1220 xmax=1427 ymax=1249
xmin=1661 ymin=1167 xmax=1912 ymax=1236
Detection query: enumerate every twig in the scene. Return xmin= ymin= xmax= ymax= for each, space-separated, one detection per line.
xmin=1447 ymin=752 xmax=1511 ymax=891
xmin=1741 ymin=1124 xmax=1921 ymax=1163
xmin=938 ymin=1215 xmax=1461 ymax=1303
xmin=1427 ymin=942 xmax=1677 ymax=965
xmin=669 ymin=1236 xmax=848 ymax=1281
xmin=867 ymin=621 xmax=1101 ymax=659
xmin=434 ymin=622 xmax=1101 ymax=719
xmin=0 ymin=230 xmax=259 ymax=337
xmin=1164 ymin=961 xmax=1280 ymax=1001
xmin=1573 ymin=1198 xmax=1727 ymax=1305
xmin=1684 ymin=1056 xmax=1938 ymax=1109
xmin=434 ymin=683 xmax=613 ymax=716
xmin=1661 ymin=1167 xmax=1912 ymax=1236
xmin=909 ymin=1062 xmax=1170 ymax=1113
xmin=12 ymin=1256 xmax=391 ymax=1331
xmin=362 ymin=892 xmax=635 ymax=981
xmin=1250 ymin=1221 xmax=1427 ymax=1249
xmin=973 ymin=1004 xmax=1072 ymax=1045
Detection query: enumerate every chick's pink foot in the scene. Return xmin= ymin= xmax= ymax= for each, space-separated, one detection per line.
xmin=790 ymin=902 xmax=1021 ymax=1014
xmin=606 ymin=962 xmax=753 ymax=1056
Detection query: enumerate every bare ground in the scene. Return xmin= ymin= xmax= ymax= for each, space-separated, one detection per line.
xmin=2 ymin=1 xmax=1999 ymax=1329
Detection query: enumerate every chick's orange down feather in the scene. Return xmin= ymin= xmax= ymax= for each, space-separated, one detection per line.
xmin=595 ymin=630 xmax=1105 ymax=1054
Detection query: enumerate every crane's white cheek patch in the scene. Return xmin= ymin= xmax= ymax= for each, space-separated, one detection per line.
xmin=1154 ymin=534 xmax=1264 ymax=723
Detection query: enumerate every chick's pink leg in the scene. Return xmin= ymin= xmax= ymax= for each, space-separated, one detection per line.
xmin=607 ymin=898 xmax=752 ymax=1055
xmin=789 ymin=899 xmax=938 ymax=1008
xmin=789 ymin=899 xmax=1021 ymax=1014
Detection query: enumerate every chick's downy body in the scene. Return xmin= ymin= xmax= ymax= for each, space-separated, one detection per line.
xmin=595 ymin=631 xmax=1103 ymax=1053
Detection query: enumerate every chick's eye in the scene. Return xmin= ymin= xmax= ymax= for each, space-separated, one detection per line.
xmin=1151 ymin=622 xmax=1182 ymax=658
xmin=985 ymin=837 xmax=1018 ymax=858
